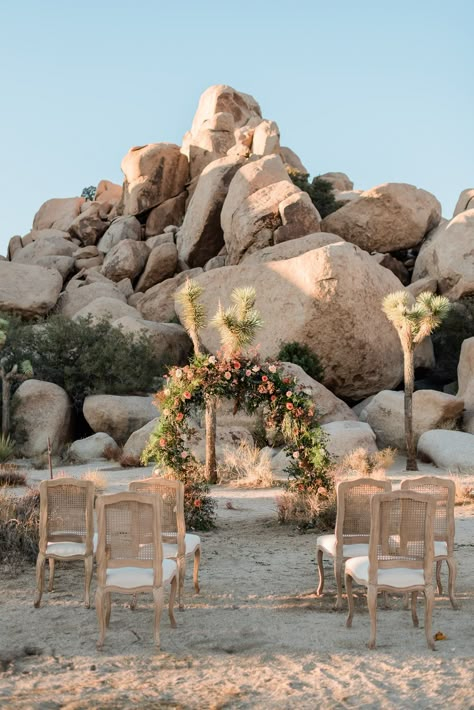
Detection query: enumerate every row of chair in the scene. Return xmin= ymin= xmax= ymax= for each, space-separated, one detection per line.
xmin=316 ymin=476 xmax=457 ymax=649
xmin=34 ymin=477 xmax=201 ymax=649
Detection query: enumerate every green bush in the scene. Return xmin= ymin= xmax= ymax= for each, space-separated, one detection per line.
xmin=287 ymin=170 xmax=343 ymax=218
xmin=431 ymin=296 xmax=474 ymax=386
xmin=0 ymin=434 xmax=15 ymax=463
xmin=81 ymin=185 xmax=96 ymax=201
xmin=0 ymin=315 xmax=163 ymax=413
xmin=277 ymin=342 xmax=325 ymax=382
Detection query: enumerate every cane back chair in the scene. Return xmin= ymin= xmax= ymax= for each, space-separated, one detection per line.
xmin=400 ymin=476 xmax=457 ymax=609
xmin=345 ymin=490 xmax=437 ymax=649
xmin=34 ymin=478 xmax=95 ymax=608
xmin=95 ymin=492 xmax=177 ymax=650
xmin=316 ymin=477 xmax=392 ymax=609
xmin=129 ymin=477 xmax=201 ymax=609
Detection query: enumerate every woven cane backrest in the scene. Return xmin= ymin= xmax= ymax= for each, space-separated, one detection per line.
xmin=369 ymin=491 xmax=435 ymax=582
xmin=129 ymin=478 xmax=185 ymax=555
xmin=39 ymin=478 xmax=94 ymax=553
xmin=335 ymin=478 xmax=391 ymax=549
xmin=95 ymin=493 xmax=163 ymax=587
xmin=400 ymin=476 xmax=454 ymax=549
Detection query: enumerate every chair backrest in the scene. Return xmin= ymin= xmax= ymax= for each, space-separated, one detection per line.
xmin=95 ymin=492 xmax=163 ymax=588
xmin=368 ymin=490 xmax=436 ymax=584
xmin=400 ymin=476 xmax=455 ymax=551
xmin=335 ymin=477 xmax=392 ymax=550
xmin=38 ymin=478 xmax=94 ymax=555
xmin=129 ymin=477 xmax=185 ymax=556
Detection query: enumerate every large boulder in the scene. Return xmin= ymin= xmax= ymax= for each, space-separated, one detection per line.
xmin=188 ymin=425 xmax=253 ymax=463
xmin=98 ymin=216 xmax=142 ymax=254
xmin=35 ymin=256 xmax=75 ymax=281
xmin=135 ymin=242 xmax=178 ymax=292
xmin=0 ymin=262 xmax=62 ymax=317
xmin=321 ymin=183 xmax=441 ymax=253
xmin=68 ymin=203 xmax=109 ymax=246
xmin=278 ymin=362 xmax=357 ymax=424
xmin=319 ymin=172 xmax=354 ymax=191
xmin=242 ymin=232 xmax=342 ymax=264
xmin=101 ymin=239 xmax=149 ymax=282
xmin=321 ymin=421 xmax=378 ymax=458
xmin=145 ymin=192 xmax=186 ymax=237
xmin=360 ymin=389 xmax=464 ymax=450
xmin=279 ymin=146 xmax=308 ymax=174
xmin=135 ymin=267 xmax=203 ymax=323
xmin=417 ymin=430 xmax=474 ymax=473
xmin=251 ymin=119 xmax=280 ymax=157
xmin=112 ymin=316 xmax=192 ymax=364
xmin=177 ymin=155 xmax=244 ymax=267
xmin=83 ymin=395 xmax=158 ymax=444
xmin=120 ymin=143 xmax=189 ymax=216
xmin=56 ymin=281 xmax=126 ymax=317
xmin=33 ymin=197 xmax=84 ymax=232
xmin=68 ymin=432 xmax=120 ymax=462
xmin=273 ymin=191 xmax=321 ymax=245
xmin=95 ymin=180 xmax=122 ymax=205
xmin=458 ymin=337 xmax=474 ymax=434
xmin=72 ymin=297 xmax=142 ymax=323
xmin=453 ymin=188 xmax=474 ymax=217
xmin=175 ymin=240 xmax=406 ymax=399
xmin=122 ymin=418 xmax=160 ymax=462
xmin=12 ymin=380 xmax=73 ymax=456
xmin=412 ymin=210 xmax=474 ymax=300
xmin=12 ymin=235 xmax=76 ymax=264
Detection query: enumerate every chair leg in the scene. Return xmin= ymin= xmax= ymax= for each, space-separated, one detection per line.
xmin=345 ymin=573 xmax=354 ymax=628
xmin=48 ymin=558 xmax=55 ymax=592
xmin=403 ymin=592 xmax=410 ymax=610
xmin=169 ymin=576 xmax=177 ymax=629
xmin=34 ymin=553 xmax=46 ymax=608
xmin=435 ymin=560 xmax=443 ymax=595
xmin=193 ymin=547 xmax=201 ymax=594
xmin=84 ymin=555 xmax=93 ymax=609
xmin=411 ymin=591 xmax=419 ymax=627
xmin=367 ymin=584 xmax=377 ymax=649
xmin=334 ymin=558 xmax=343 ymax=610
xmin=446 ymin=557 xmax=458 ymax=610
xmin=153 ymin=586 xmax=165 ymax=649
xmin=96 ymin=588 xmax=107 ymax=650
xmin=316 ymin=548 xmax=324 ymax=595
xmin=105 ymin=592 xmax=112 ymax=628
xmin=424 ymin=585 xmax=435 ymax=650
xmin=177 ymin=555 xmax=186 ymax=611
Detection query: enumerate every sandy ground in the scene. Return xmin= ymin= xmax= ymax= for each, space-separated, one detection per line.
xmin=0 ymin=461 xmax=473 ymax=709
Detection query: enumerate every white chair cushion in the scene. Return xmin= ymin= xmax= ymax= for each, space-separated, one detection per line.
xmin=105 ymin=559 xmax=177 ymax=589
xmin=388 ymin=536 xmax=448 ymax=558
xmin=162 ymin=533 xmax=201 ymax=559
xmin=46 ymin=541 xmax=86 ymax=557
xmin=316 ymin=534 xmax=369 ymax=559
xmin=345 ymin=556 xmax=425 ymax=588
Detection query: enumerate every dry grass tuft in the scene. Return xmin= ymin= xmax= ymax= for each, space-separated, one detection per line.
xmin=277 ymin=490 xmax=337 ymax=531
xmin=448 ymin=473 xmax=474 ymax=506
xmin=81 ymin=469 xmax=107 ymax=492
xmin=0 ymin=464 xmax=28 ymax=488
xmin=103 ymin=444 xmax=121 ymax=462
xmin=332 ymin=447 xmax=395 ymax=482
xmin=217 ymin=442 xmax=275 ymax=488
xmin=0 ymin=488 xmax=40 ymax=572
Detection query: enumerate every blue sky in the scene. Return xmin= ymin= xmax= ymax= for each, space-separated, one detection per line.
xmin=0 ymin=0 xmax=473 ymax=256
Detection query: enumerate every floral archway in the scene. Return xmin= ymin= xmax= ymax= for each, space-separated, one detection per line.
xmin=142 ymin=352 xmax=332 ymax=527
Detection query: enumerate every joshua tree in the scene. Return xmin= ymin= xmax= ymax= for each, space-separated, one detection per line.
xmin=0 ymin=318 xmax=33 ymax=437
xmin=382 ymin=291 xmax=450 ymax=470
xmin=177 ymin=281 xmax=263 ymax=483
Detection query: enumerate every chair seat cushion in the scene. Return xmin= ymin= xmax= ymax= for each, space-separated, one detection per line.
xmin=316 ymin=534 xmax=369 ymax=559
xmin=105 ymin=559 xmax=177 ymax=589
xmin=46 ymin=541 xmax=86 ymax=557
xmin=162 ymin=533 xmax=201 ymax=559
xmin=388 ymin=536 xmax=448 ymax=558
xmin=345 ymin=556 xmax=425 ymax=588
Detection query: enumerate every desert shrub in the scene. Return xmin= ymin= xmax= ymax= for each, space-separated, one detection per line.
xmin=0 ymin=488 xmax=40 ymax=569
xmin=217 ymin=441 xmax=275 ymax=488
xmin=0 ymin=434 xmax=15 ymax=463
xmin=119 ymin=452 xmax=143 ymax=468
xmin=81 ymin=469 xmax=107 ymax=492
xmin=331 ymin=447 xmax=395 ymax=482
xmin=448 ymin=474 xmax=474 ymax=506
xmin=431 ymin=296 xmax=474 ymax=386
xmin=103 ymin=444 xmax=121 ymax=462
xmin=0 ymin=314 xmax=163 ymax=413
xmin=0 ymin=463 xmax=27 ymax=487
xmin=277 ymin=342 xmax=324 ymax=382
xmin=81 ymin=185 xmax=96 ymax=201
xmin=287 ymin=170 xmax=343 ymax=218
xmin=277 ymin=489 xmax=337 ymax=531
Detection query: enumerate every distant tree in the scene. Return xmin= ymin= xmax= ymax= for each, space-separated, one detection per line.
xmin=0 ymin=317 xmax=33 ymax=437
xmin=81 ymin=186 xmax=96 ymax=201
xmin=277 ymin=342 xmax=324 ymax=382
xmin=287 ymin=170 xmax=343 ymax=218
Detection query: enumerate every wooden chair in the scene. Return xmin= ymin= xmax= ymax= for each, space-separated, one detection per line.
xmin=129 ymin=477 xmax=201 ymax=610
xmin=345 ymin=490 xmax=437 ymax=649
xmin=34 ymin=478 xmax=95 ymax=608
xmin=95 ymin=492 xmax=177 ymax=650
xmin=316 ymin=478 xmax=392 ymax=609
xmin=400 ymin=476 xmax=457 ymax=609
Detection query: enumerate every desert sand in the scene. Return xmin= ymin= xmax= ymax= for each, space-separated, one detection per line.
xmin=0 ymin=461 xmax=473 ymax=709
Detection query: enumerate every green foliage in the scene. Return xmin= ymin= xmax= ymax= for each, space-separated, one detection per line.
xmin=0 ymin=488 xmax=40 ymax=568
xmin=183 ymin=476 xmax=217 ymax=530
xmin=210 ymin=287 xmax=263 ymax=357
xmin=383 ymin=291 xmax=451 ymax=348
xmin=277 ymin=342 xmax=324 ymax=382
xmin=0 ymin=434 xmax=15 ymax=463
xmin=287 ymin=170 xmax=343 ymax=218
xmin=431 ymin=296 xmax=474 ymax=384
xmin=0 ymin=314 xmax=162 ymax=412
xmin=81 ymin=185 xmax=96 ymax=201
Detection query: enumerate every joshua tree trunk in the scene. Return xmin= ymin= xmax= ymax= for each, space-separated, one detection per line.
xmin=205 ymin=395 xmax=217 ymax=483
xmin=403 ymin=345 xmax=418 ymax=471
